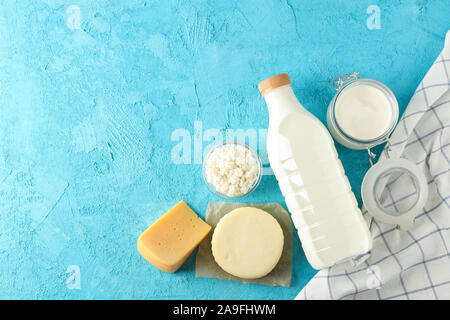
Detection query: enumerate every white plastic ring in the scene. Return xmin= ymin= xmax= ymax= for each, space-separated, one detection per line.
xmin=361 ymin=158 xmax=428 ymax=230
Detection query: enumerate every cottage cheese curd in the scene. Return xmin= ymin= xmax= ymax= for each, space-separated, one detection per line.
xmin=205 ymin=143 xmax=259 ymax=197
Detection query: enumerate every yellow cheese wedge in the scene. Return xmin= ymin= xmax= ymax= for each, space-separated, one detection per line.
xmin=137 ymin=200 xmax=211 ymax=273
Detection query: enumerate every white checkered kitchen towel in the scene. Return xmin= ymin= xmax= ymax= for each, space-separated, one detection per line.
xmin=296 ymin=30 xmax=450 ymax=300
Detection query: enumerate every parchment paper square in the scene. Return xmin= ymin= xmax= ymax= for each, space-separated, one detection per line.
xmin=195 ymin=202 xmax=293 ymax=287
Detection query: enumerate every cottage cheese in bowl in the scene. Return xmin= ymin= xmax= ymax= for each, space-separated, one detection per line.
xmin=203 ymin=141 xmax=262 ymax=199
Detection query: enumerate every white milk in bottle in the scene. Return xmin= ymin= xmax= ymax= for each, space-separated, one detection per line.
xmin=259 ymin=74 xmax=372 ymax=269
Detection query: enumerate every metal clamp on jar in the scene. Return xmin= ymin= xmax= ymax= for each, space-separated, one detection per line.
xmin=327 ymin=72 xmax=428 ymax=230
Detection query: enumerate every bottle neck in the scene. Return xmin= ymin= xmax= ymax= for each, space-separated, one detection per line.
xmin=264 ymin=85 xmax=308 ymax=121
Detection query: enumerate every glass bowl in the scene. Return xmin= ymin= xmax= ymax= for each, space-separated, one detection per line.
xmin=202 ymin=141 xmax=263 ymax=200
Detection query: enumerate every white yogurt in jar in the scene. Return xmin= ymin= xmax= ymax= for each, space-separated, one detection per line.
xmin=335 ymin=84 xmax=393 ymax=141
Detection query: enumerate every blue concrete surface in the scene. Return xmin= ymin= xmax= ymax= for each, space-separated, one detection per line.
xmin=0 ymin=0 xmax=448 ymax=299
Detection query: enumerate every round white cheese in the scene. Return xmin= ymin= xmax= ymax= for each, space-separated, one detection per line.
xmin=211 ymin=207 xmax=284 ymax=279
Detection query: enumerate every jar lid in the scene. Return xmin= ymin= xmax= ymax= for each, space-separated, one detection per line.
xmin=361 ymin=158 xmax=428 ymax=230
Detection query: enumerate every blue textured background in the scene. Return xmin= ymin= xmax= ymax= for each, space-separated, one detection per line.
xmin=0 ymin=0 xmax=448 ymax=299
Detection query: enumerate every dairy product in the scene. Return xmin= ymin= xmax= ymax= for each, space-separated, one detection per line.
xmin=259 ymin=74 xmax=372 ymax=270
xmin=137 ymin=200 xmax=211 ymax=273
xmin=335 ymin=84 xmax=392 ymax=140
xmin=205 ymin=143 xmax=259 ymax=197
xmin=211 ymin=207 xmax=284 ymax=279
